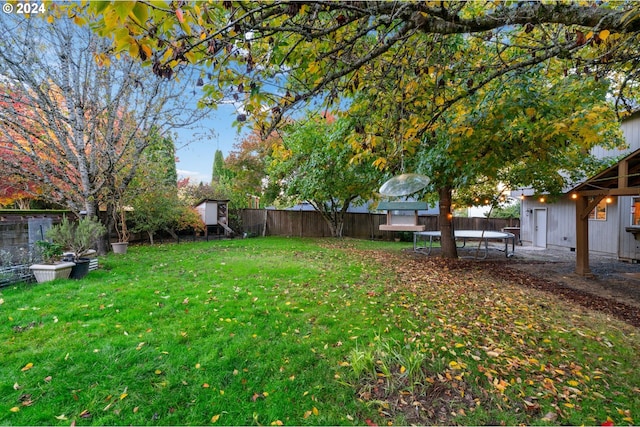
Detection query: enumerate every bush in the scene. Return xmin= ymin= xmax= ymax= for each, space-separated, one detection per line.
xmin=34 ymin=240 xmax=63 ymax=264
xmin=46 ymin=216 xmax=106 ymax=261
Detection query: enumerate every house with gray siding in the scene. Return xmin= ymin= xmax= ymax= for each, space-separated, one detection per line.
xmin=518 ymin=111 xmax=640 ymax=262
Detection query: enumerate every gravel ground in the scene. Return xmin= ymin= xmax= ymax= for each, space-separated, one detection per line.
xmin=416 ymin=243 xmax=640 ymax=327
xmin=506 ymin=245 xmax=640 ymax=310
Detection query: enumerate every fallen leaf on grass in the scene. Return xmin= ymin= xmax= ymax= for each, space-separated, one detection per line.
xmin=21 ymin=363 xmax=33 ymax=372
xmin=19 ymin=395 xmax=33 ymax=406
xmin=523 ymin=398 xmax=540 ymax=413
xmin=55 ymin=414 xmax=68 ymax=420
xmin=9 ymin=407 xmax=20 ymax=413
xmin=303 ymin=407 xmax=319 ymax=418
xmin=211 ymin=414 xmax=220 ymax=423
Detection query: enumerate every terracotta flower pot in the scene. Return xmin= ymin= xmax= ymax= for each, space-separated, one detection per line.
xmin=111 ymin=242 xmax=129 ymax=254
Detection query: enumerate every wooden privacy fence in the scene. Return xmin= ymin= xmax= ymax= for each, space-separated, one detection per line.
xmin=238 ymin=209 xmax=520 ymax=239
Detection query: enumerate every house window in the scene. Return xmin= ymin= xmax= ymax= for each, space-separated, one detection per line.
xmin=588 ymin=197 xmax=607 ymax=221
xmin=632 ymin=198 xmax=640 ymax=226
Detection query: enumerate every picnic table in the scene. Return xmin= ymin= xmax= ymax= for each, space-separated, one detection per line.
xmin=413 ymin=230 xmax=516 ymax=259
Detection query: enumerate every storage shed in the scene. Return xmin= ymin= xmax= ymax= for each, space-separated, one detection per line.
xmin=194 ymin=199 xmax=234 ymax=237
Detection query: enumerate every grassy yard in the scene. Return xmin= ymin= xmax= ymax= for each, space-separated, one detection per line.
xmin=0 ymin=237 xmax=638 ymax=426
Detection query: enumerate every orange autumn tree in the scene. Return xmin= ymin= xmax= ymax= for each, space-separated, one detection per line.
xmin=0 ymin=179 xmax=41 ymax=210
xmin=0 ymin=94 xmax=41 ymax=209
xmin=0 ymin=82 xmax=80 ymax=209
xmin=223 ymin=127 xmax=283 ymax=208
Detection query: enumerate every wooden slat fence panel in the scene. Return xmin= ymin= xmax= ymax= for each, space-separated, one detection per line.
xmin=237 ymin=209 xmax=519 ymax=239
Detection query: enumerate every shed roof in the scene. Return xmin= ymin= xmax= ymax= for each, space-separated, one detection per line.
xmin=194 ymin=198 xmax=230 ymax=207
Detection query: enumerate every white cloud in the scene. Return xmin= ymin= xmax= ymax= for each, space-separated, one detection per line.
xmin=177 ymin=169 xmax=210 ymax=184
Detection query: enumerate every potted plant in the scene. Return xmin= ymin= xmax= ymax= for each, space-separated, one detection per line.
xmin=46 ymin=215 xmax=106 ymax=279
xmin=111 ymin=205 xmax=130 ymax=254
xmin=29 ymin=240 xmax=75 ymax=283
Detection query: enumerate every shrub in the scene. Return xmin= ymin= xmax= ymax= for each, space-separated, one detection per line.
xmin=33 ymin=240 xmax=63 ymax=264
xmin=46 ymin=216 xmax=106 ymax=261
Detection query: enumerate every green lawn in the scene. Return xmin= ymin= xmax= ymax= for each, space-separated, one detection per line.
xmin=0 ymin=237 xmax=638 ymax=426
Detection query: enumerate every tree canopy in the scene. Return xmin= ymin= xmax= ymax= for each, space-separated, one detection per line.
xmin=65 ymin=1 xmax=640 ymax=130
xmin=269 ymin=114 xmax=379 ymax=237
xmin=0 ymin=12 xmax=206 ymax=219
xmin=46 ymin=1 xmax=640 ymax=255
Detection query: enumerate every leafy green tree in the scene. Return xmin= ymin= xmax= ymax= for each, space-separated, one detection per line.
xmin=65 ymin=1 xmax=635 ymax=255
xmin=128 ymin=185 xmax=182 ymax=245
xmin=211 ymin=149 xmax=226 ymax=184
xmin=488 ymin=202 xmax=521 ymax=220
xmin=407 ymin=66 xmax=622 ymax=257
xmin=126 ymin=132 xmax=185 ymax=244
xmin=269 ymin=115 xmax=379 ymax=237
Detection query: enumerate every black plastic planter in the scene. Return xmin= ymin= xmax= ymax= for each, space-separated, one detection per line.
xmin=69 ymin=258 xmax=91 ymax=280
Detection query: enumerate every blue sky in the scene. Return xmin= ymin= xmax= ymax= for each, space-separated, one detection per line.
xmin=174 ymin=103 xmax=249 ymax=184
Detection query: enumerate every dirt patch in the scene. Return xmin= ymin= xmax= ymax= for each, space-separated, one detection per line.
xmin=356 ymin=376 xmax=477 ymax=425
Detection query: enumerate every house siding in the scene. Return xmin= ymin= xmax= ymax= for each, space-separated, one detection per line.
xmin=591 ymin=111 xmax=640 ymax=159
xmin=521 ymin=198 xmax=574 ymax=249
xmin=518 ymin=112 xmax=640 ymax=261
xmin=521 ymin=196 xmax=620 ymax=256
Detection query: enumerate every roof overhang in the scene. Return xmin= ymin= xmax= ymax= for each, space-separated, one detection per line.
xmin=571 ymin=147 xmax=640 ymax=197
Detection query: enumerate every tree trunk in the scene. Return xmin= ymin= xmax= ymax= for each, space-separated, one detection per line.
xmin=99 ymin=203 xmax=116 ymax=255
xmin=309 ymin=199 xmax=347 ymax=238
xmin=323 ymin=214 xmax=342 ymax=238
xmin=439 ymin=186 xmax=458 ymax=258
